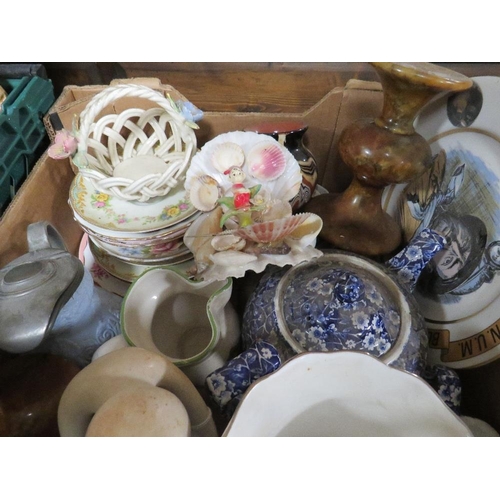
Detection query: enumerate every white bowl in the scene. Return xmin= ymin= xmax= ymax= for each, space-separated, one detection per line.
xmin=223 ymin=351 xmax=473 ymax=437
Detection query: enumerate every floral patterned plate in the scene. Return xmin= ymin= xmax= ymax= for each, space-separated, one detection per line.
xmin=73 ymin=208 xmax=200 ymax=241
xmin=90 ymin=234 xmax=188 ymax=263
xmin=69 ymin=172 xmax=197 ymax=233
xmin=79 ymin=234 xmax=195 ymax=294
xmin=89 ymin=238 xmax=194 ymax=283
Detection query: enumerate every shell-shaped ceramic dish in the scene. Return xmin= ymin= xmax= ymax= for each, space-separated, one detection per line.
xmin=223 ymin=351 xmax=473 ymax=437
xmin=183 ymin=210 xmax=323 ymax=282
xmin=184 ymin=131 xmax=302 ymax=205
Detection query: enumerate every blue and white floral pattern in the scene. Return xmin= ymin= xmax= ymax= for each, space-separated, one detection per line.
xmin=241 ymin=266 xmax=297 ymax=360
xmin=206 ymin=341 xmax=281 ymax=412
xmin=422 ymin=363 xmax=462 ymax=415
xmin=215 ymin=228 xmax=448 ymax=412
xmin=386 ymin=228 xmax=447 ymax=293
xmin=281 ymin=260 xmax=400 ymax=358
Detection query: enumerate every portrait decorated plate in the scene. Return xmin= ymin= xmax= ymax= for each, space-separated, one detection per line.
xmin=69 ymin=172 xmax=197 ymax=233
xmin=393 ymin=76 xmax=500 ymax=368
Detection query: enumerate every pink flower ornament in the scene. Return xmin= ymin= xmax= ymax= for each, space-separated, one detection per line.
xmin=48 ymin=129 xmax=78 ymax=160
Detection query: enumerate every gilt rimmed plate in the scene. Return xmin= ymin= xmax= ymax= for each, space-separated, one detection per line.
xmin=390 ymin=76 xmax=500 ymax=369
xmin=72 ymin=209 xmax=200 ymax=241
xmin=89 ymin=238 xmax=194 ymax=283
xmin=69 ymin=172 xmax=197 ymax=233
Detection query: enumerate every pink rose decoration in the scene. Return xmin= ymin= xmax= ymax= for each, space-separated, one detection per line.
xmin=48 ymin=129 xmax=78 ymax=159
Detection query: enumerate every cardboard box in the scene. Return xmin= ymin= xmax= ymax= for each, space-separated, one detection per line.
xmin=0 ymin=77 xmax=383 ymax=268
xmin=2 ymin=77 xmax=499 ymax=434
xmin=43 ymin=77 xmax=385 ymax=191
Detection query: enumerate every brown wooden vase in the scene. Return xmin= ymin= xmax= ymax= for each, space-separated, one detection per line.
xmin=304 ymin=62 xmax=472 ymax=257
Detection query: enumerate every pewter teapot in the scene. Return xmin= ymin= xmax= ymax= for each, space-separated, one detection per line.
xmin=0 ymin=222 xmax=122 ymax=366
xmin=207 ymin=228 xmax=450 ymax=411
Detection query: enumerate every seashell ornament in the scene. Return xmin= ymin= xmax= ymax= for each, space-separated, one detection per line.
xmin=235 ymin=213 xmax=312 ymax=244
xmin=247 ymin=142 xmax=287 ymax=181
xmin=212 ymin=142 xmax=245 ymax=173
xmin=211 ymin=233 xmax=246 ymax=252
xmin=188 ymin=175 xmax=222 ymax=212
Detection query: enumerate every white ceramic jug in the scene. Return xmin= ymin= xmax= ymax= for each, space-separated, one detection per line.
xmin=121 ymin=267 xmax=240 ymax=386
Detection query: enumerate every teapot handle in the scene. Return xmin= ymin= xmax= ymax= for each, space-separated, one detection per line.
xmin=206 ymin=341 xmax=282 ymax=414
xmin=27 ymin=221 xmax=67 ymax=252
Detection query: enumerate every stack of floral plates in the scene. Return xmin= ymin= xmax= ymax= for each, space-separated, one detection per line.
xmin=69 ymin=172 xmax=198 ymax=283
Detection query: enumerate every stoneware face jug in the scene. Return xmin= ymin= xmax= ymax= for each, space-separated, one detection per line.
xmin=207 ymin=227 xmax=447 ymax=411
xmin=0 ymin=221 xmax=122 ymax=366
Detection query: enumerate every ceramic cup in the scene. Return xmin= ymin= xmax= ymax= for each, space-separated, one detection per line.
xmin=121 ymin=267 xmax=241 ymax=386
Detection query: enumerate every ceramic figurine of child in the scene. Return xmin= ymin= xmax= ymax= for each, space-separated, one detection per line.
xmin=219 ymin=167 xmax=262 ymax=228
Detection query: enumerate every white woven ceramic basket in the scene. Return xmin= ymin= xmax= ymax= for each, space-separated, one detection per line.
xmin=74 ymin=83 xmax=198 ymax=202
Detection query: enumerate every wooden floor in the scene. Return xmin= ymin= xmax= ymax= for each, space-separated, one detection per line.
xmin=42 ymin=62 xmax=500 ymax=113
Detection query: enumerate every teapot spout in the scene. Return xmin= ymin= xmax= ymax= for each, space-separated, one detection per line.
xmin=386 ymin=227 xmax=447 ymax=293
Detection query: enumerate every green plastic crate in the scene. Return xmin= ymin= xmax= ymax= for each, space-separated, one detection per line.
xmin=0 ymin=76 xmax=55 ymax=215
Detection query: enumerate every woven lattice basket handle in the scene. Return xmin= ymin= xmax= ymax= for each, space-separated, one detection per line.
xmin=77 ymin=83 xmax=189 ymax=152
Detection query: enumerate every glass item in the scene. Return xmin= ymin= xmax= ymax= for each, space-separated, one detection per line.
xmin=304 ymin=62 xmax=472 ymax=257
